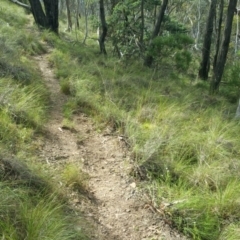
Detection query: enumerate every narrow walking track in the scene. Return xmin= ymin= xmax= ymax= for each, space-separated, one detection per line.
xmin=34 ymin=51 xmax=186 ymax=240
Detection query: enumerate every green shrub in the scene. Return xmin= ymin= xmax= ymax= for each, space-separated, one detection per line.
xmin=175 ymin=50 xmax=192 ymax=71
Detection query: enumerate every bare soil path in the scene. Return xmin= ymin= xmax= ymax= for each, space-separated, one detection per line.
xmin=34 ymin=51 xmax=187 ymax=240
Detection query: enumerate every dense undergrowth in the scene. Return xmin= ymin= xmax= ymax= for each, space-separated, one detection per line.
xmin=0 ymin=2 xmax=86 ymax=239
xmin=43 ymin=15 xmax=240 ymax=240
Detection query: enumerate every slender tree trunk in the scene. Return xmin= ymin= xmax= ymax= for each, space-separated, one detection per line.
xmin=83 ymin=0 xmax=88 ymax=44
xmin=43 ymin=0 xmax=59 ymax=34
xmin=213 ymin=0 xmax=224 ymax=70
xmin=66 ymin=0 xmax=72 ymax=31
xmin=59 ymin=0 xmax=64 ymax=15
xmin=28 ymin=0 xmax=49 ymax=28
xmin=194 ymin=0 xmax=201 ymax=50
xmin=12 ymin=0 xmax=59 ymax=33
xmin=99 ymin=0 xmax=107 ymax=54
xmin=153 ymin=5 xmax=157 ymax=25
xmin=235 ymin=1 xmax=239 ymax=54
xmin=198 ymin=0 xmax=217 ymax=80
xmin=144 ymin=0 xmax=168 ymax=67
xmin=151 ymin=0 xmax=168 ymax=40
xmin=76 ymin=0 xmax=80 ymax=29
xmin=140 ymin=0 xmax=144 ymax=50
xmin=90 ymin=4 xmax=95 ymax=16
xmin=210 ymin=0 xmax=238 ymax=93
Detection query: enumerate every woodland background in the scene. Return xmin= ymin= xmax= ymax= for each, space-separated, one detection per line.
xmin=2 ymin=0 xmax=240 ymax=239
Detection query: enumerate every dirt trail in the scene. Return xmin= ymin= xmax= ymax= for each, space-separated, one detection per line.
xmin=35 ymin=52 xmax=186 ymax=240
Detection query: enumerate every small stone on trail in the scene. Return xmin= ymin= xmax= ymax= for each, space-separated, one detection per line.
xmin=73 ymin=198 xmax=80 ymax=203
xmin=130 ymin=182 xmax=136 ymax=188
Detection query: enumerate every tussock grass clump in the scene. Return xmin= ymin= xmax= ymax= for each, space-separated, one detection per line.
xmin=0 ymin=1 xmax=49 ymax=151
xmin=60 ymin=78 xmax=72 ymax=95
xmin=0 ymin=24 xmax=46 ymax=57
xmin=0 ymin=183 xmax=81 ymax=240
xmin=62 ymin=163 xmax=89 ymax=192
xmin=0 ymin=78 xmax=48 ymax=152
xmin=49 ymin=50 xmax=74 ymax=79
xmin=220 ymin=223 xmax=240 ymax=240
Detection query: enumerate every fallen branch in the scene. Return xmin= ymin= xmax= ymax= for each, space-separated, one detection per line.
xmin=10 ymin=0 xmax=31 ymax=10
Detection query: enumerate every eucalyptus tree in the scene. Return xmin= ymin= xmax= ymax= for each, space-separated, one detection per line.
xmin=99 ymin=0 xmax=108 ymax=54
xmin=211 ymin=0 xmax=238 ymax=93
xmin=140 ymin=0 xmax=144 ymax=49
xmin=76 ymin=0 xmax=81 ymax=29
xmin=66 ymin=0 xmax=73 ymax=31
xmin=144 ymin=0 xmax=169 ymax=67
xmin=198 ymin=0 xmax=217 ymax=80
xmin=213 ymin=0 xmax=224 ymax=72
xmin=10 ymin=0 xmax=59 ymax=33
xmin=83 ymin=0 xmax=89 ymax=44
xmin=234 ymin=2 xmax=240 ymax=54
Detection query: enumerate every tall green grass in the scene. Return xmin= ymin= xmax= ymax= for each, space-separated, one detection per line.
xmin=0 ymin=2 xmax=87 ymax=239
xmin=0 ymin=183 xmax=82 ymax=240
xmin=46 ymin=23 xmax=240 ymax=239
xmin=0 ymin=1 xmax=48 ymax=151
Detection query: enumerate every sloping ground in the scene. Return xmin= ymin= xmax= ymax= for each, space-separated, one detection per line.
xmin=34 ymin=50 xmax=187 ymax=239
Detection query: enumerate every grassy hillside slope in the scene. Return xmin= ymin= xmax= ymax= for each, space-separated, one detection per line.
xmin=2 ymin=0 xmax=240 ymax=239
xmin=0 ymin=2 xmax=86 ymax=239
xmin=45 ymin=15 xmax=240 ymax=240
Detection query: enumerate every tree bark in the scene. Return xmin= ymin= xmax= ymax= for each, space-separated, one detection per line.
xmin=16 ymin=0 xmax=59 ymax=33
xmin=83 ymin=0 xmax=88 ymax=44
xmin=198 ymin=0 xmax=217 ymax=80
xmin=66 ymin=0 xmax=72 ymax=31
xmin=140 ymin=0 xmax=144 ymax=50
xmin=144 ymin=0 xmax=169 ymax=67
xmin=11 ymin=0 xmax=59 ymax=33
xmin=99 ymin=0 xmax=108 ymax=54
xmin=210 ymin=0 xmax=238 ymax=93
xmin=213 ymin=0 xmax=224 ymax=71
xmin=235 ymin=2 xmax=240 ymax=54
xmin=0 ymin=156 xmax=49 ymax=191
xmin=194 ymin=0 xmax=201 ymax=50
xmin=28 ymin=0 xmax=49 ymax=28
xmin=43 ymin=0 xmax=59 ymax=34
xmin=76 ymin=0 xmax=80 ymax=29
